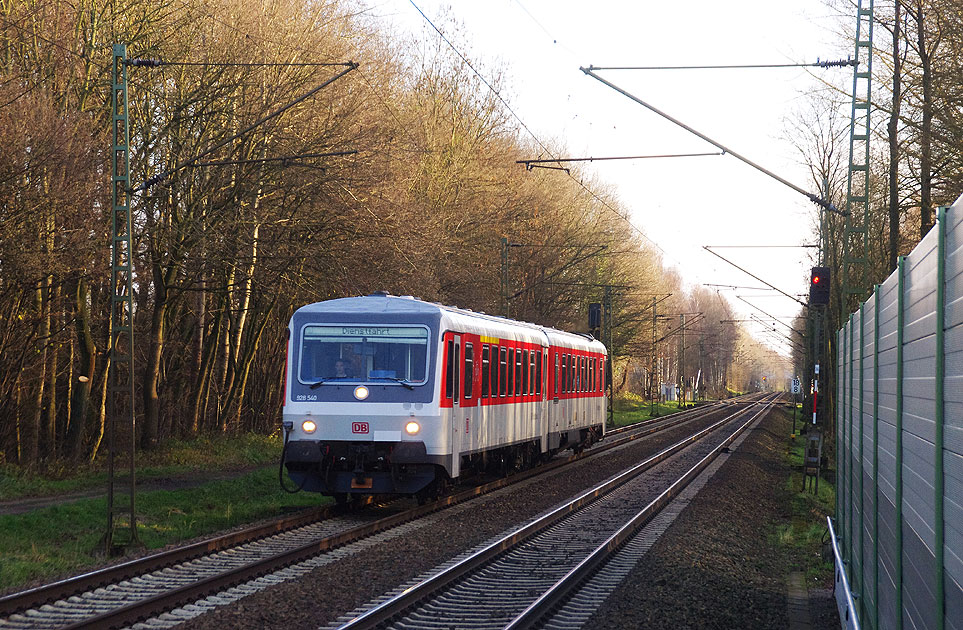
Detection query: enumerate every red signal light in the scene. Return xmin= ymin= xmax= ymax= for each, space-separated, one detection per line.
xmin=810 ymin=266 xmax=830 ymax=305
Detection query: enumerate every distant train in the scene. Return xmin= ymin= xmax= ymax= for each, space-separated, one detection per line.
xmin=281 ymin=293 xmax=607 ymax=501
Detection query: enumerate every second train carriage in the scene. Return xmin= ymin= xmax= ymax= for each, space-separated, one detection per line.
xmin=282 ymin=293 xmax=607 ymax=499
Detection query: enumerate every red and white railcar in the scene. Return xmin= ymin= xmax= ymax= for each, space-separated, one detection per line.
xmin=282 ymin=293 xmax=607 ymax=500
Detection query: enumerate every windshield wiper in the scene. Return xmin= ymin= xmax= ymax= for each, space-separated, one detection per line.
xmin=309 ymin=379 xmax=327 ymax=390
xmin=373 ymin=376 xmax=415 ymax=390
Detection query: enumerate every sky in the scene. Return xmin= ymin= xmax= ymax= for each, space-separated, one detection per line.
xmin=365 ymin=0 xmax=855 ymax=357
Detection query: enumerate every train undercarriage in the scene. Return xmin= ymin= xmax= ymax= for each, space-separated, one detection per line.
xmin=284 ymin=425 xmax=604 ymax=504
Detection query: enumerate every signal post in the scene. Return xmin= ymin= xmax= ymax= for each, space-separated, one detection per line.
xmin=802 ymin=266 xmax=830 ymax=493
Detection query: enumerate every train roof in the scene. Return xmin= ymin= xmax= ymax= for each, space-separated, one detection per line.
xmin=294 ymin=293 xmax=605 ymax=352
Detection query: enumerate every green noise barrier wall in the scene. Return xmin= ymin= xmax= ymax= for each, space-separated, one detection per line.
xmin=836 ymin=192 xmax=963 ymax=630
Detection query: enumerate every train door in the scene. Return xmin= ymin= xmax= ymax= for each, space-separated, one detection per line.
xmin=461 ymin=341 xmax=475 ymax=456
xmin=447 ymin=335 xmax=461 ymax=478
xmin=536 ymin=347 xmax=547 ymax=453
xmin=548 ymin=349 xmax=561 ymax=435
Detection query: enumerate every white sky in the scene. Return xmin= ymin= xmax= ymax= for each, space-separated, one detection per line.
xmin=367 ymin=0 xmax=854 ymax=357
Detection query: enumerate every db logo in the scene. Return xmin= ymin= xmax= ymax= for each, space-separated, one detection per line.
xmin=352 ymin=422 xmax=369 ymax=434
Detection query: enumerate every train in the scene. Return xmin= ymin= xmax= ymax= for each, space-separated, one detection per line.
xmin=281 ymin=292 xmax=608 ymax=501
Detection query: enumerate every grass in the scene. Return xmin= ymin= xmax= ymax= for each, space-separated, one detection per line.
xmin=0 ymin=433 xmax=326 ymax=591
xmin=0 ymin=432 xmax=285 ymax=501
xmin=0 ymin=399 xmax=759 ymax=592
xmin=610 ymin=393 xmax=699 ymax=428
xmin=774 ymin=407 xmax=836 ymax=583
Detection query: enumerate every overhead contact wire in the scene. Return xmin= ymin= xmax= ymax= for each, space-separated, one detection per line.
xmin=407 ymin=0 xmax=668 ymax=259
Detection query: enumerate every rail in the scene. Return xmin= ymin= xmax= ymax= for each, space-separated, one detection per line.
xmin=2 ymin=395 xmax=760 ymax=628
xmin=828 ymin=516 xmax=861 ymax=630
xmin=335 ymin=394 xmax=777 ymax=629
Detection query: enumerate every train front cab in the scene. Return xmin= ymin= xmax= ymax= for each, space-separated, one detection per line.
xmin=282 ymin=305 xmax=448 ymax=499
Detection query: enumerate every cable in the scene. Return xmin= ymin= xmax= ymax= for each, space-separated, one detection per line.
xmin=127 ymin=59 xmax=354 ymax=68
xmin=188 ymin=150 xmax=358 ymax=168
xmin=585 ymin=59 xmax=858 ymax=71
xmin=407 ymin=0 xmax=668 ymax=259
xmin=130 ymin=62 xmax=358 ymax=191
xmin=581 ymin=67 xmax=847 ymax=218
xmin=518 ymin=152 xmax=723 ymax=168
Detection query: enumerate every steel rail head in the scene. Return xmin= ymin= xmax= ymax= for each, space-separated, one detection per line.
xmin=505 ymin=396 xmax=778 ymax=630
xmin=0 ymin=505 xmax=334 ymax=616
xmin=11 ymin=394 xmax=766 ymax=629
xmin=335 ymin=397 xmax=767 ymax=630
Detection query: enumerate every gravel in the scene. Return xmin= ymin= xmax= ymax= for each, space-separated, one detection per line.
xmin=174 ymin=405 xmax=838 ymax=630
xmin=587 ymin=406 xmax=838 ymax=629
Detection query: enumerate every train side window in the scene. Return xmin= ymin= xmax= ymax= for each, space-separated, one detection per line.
xmin=481 ymin=345 xmax=490 ymax=399
xmin=570 ymin=354 xmax=576 ymax=393
xmin=575 ymin=356 xmax=580 ymax=392
xmin=581 ymin=357 xmax=587 ymax=393
xmin=505 ymin=348 xmax=512 ymax=396
xmin=464 ymin=343 xmax=473 ymax=399
xmin=569 ymin=354 xmax=575 ymax=393
xmin=589 ymin=358 xmax=594 ymax=392
xmin=499 ymin=347 xmax=507 ymax=396
xmin=561 ymin=354 xmax=567 ymax=393
xmin=536 ymin=350 xmax=542 ymax=396
xmin=453 ymin=341 xmax=460 ymax=401
xmin=554 ymin=353 xmax=559 ymax=395
xmin=570 ymin=355 xmax=576 ymax=393
xmin=559 ymin=354 xmax=565 ymax=393
xmin=522 ymin=350 xmax=529 ymax=395
xmin=528 ymin=350 xmax=535 ymax=394
xmin=445 ymin=338 xmax=454 ymax=399
xmin=508 ymin=348 xmax=514 ymax=396
xmin=516 ymin=348 xmax=523 ymax=396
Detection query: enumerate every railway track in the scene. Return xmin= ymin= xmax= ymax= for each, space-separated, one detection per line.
xmin=0 ymin=393 xmax=770 ymax=630
xmin=328 ymin=393 xmax=779 ymax=630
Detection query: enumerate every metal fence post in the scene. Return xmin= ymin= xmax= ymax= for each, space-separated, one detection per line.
xmin=849 ymin=312 xmax=856 ymax=576
xmin=858 ymin=300 xmax=865 ymax=614
xmin=873 ymin=284 xmax=881 ymax=630
xmin=935 ymin=207 xmax=947 ymax=630
xmin=840 ymin=322 xmax=848 ymax=561
xmin=895 ymin=255 xmax=905 ymax=630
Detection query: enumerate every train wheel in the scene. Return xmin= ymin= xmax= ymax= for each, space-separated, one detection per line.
xmin=333 ymin=492 xmax=349 ymax=506
xmin=415 ymin=481 xmax=436 ymax=506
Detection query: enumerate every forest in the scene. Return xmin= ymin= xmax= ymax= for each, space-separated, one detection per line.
xmin=6 ymin=0 xmax=957 ymax=468
xmin=787 ymin=0 xmax=963 ymax=427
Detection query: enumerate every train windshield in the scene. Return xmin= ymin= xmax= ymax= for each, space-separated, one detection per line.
xmin=299 ymin=325 xmax=430 ymax=385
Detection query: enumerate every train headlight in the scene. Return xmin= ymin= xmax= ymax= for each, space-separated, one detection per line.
xmin=405 ymin=421 xmax=420 ymax=435
xmin=301 ymin=420 xmax=317 ymax=433
xmin=354 ymin=386 xmax=369 ymax=400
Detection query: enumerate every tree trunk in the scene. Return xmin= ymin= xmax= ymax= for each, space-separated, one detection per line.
xmin=44 ymin=283 xmax=60 ymax=461
xmin=222 ymin=221 xmax=260 ymax=430
xmin=192 ymin=306 xmax=221 ymax=434
xmin=141 ymin=261 xmax=168 ymax=450
xmin=24 ymin=280 xmax=49 ymax=465
xmin=889 ymin=1 xmax=903 ymax=271
xmin=89 ymin=352 xmax=110 ymax=462
xmin=65 ymin=275 xmax=96 ymax=460
xmin=917 ymin=2 xmax=934 ymax=235
xmin=225 ymin=300 xmax=274 ymax=431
